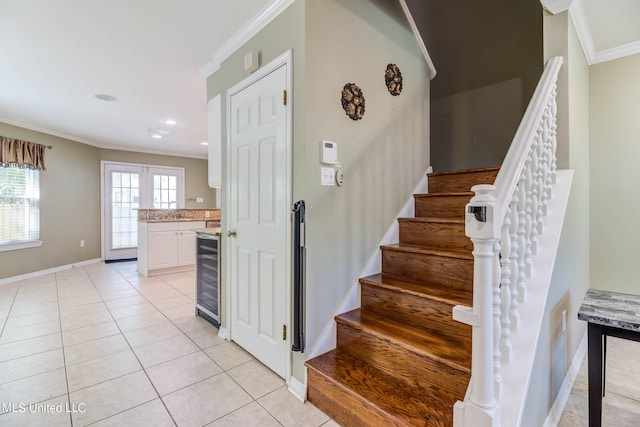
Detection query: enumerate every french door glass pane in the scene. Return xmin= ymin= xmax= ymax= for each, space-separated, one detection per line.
xmin=153 ymin=173 xmax=179 ymax=209
xmin=111 ymin=171 xmax=139 ymax=249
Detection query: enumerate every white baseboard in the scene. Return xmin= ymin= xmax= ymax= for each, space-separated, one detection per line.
xmin=543 ymin=331 xmax=587 ymax=427
xmin=306 ymin=167 xmax=431 ymax=359
xmin=0 ymin=258 xmax=103 ymax=286
xmin=218 ymin=327 xmax=230 ymax=340
xmin=288 ymin=374 xmax=307 ymax=403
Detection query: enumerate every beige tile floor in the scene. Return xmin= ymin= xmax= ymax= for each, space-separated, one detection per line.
xmin=559 ymin=337 xmax=640 ymax=426
xmin=0 ymin=262 xmax=339 ymax=427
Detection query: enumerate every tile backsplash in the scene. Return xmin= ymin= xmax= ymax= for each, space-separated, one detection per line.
xmin=137 ymin=208 xmax=220 ymax=222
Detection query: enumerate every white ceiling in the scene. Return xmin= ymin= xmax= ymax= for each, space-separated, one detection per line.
xmin=0 ymin=0 xmax=638 ymax=160
xmin=0 ymin=0 xmax=272 ymax=159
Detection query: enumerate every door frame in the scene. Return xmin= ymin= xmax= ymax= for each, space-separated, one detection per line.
xmin=224 ymin=49 xmax=293 ymax=382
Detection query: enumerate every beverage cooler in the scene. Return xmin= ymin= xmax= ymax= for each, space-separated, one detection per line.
xmin=195 ymin=232 xmax=220 ymax=327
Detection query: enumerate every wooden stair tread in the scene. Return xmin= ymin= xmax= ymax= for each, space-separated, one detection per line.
xmin=381 ymin=243 xmax=473 ymax=261
xmin=428 ymin=166 xmax=500 ymax=176
xmin=360 ymin=273 xmax=472 ymax=307
xmin=397 ymin=217 xmax=465 ymax=225
xmin=306 ymin=349 xmax=453 ymax=426
xmin=336 ymin=308 xmax=471 ymax=372
xmin=414 ymin=192 xmax=474 ymax=198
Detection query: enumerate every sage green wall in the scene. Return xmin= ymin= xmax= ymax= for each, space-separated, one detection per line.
xmin=99 ymin=149 xmax=214 ymax=208
xmin=205 ymin=0 xmax=429 ymax=384
xmin=0 ymin=122 xmax=212 ymax=280
xmin=0 ymin=122 xmax=101 ymax=279
xmin=522 ymin=13 xmax=590 ymax=426
xmin=590 ymin=53 xmax=640 ymax=294
xmin=303 ymin=0 xmax=429 ymax=361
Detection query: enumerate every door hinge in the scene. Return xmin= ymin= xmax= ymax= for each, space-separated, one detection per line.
xmin=282 ymin=324 xmax=287 ymax=340
xmin=283 ymin=89 xmax=287 ymax=106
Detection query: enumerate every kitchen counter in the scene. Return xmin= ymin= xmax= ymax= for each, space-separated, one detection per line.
xmin=136 ymin=208 xmax=220 ymax=223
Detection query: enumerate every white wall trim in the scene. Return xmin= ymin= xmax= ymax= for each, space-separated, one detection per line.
xmin=0 ymin=258 xmax=103 ymax=286
xmin=540 ymin=0 xmax=573 ymax=14
xmin=200 ymin=0 xmax=296 ymax=77
xmin=217 ymin=327 xmax=230 ymax=340
xmin=288 ymin=374 xmax=307 ymax=403
xmin=569 ymin=0 xmax=640 ymax=65
xmin=306 ymin=167 xmax=431 ymax=359
xmin=542 ymin=330 xmax=587 ymax=427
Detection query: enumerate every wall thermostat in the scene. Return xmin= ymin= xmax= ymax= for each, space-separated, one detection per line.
xmin=320 ymin=140 xmax=338 ymax=164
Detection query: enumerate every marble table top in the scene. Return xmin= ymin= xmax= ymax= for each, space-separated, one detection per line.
xmin=578 ymin=289 xmax=640 ymax=332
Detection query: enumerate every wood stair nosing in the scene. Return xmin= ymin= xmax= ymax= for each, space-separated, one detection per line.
xmin=359 ymin=283 xmax=471 ymax=340
xmin=336 ymin=319 xmax=470 ymax=395
xmin=413 ymin=193 xmax=473 ymax=219
xmin=335 ymin=308 xmax=471 ymax=374
xmin=382 ymin=247 xmax=473 ymax=291
xmin=427 ymin=166 xmax=500 ymax=194
xmin=359 ymin=273 xmax=472 ymax=307
xmin=398 ymin=217 xmax=472 ymax=252
xmin=381 ymin=242 xmax=473 ymax=261
xmin=306 ymin=349 xmax=452 ymax=427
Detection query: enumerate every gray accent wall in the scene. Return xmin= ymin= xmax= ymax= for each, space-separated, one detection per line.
xmin=0 ymin=121 xmax=211 ymax=279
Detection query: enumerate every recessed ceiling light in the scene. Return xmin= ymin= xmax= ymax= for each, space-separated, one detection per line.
xmin=151 ymin=134 xmax=162 ymax=139
xmin=200 ymin=141 xmax=209 ymax=146
xmin=165 ymin=119 xmax=177 ymax=125
xmin=95 ymin=94 xmax=118 ymax=102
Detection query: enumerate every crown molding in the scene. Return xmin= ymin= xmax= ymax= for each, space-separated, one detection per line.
xmin=540 ymin=0 xmax=574 ymax=14
xmin=569 ymin=0 xmax=640 ymax=65
xmin=200 ymin=0 xmax=296 ymax=77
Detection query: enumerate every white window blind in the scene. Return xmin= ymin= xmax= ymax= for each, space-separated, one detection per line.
xmin=0 ymin=168 xmax=40 ymax=245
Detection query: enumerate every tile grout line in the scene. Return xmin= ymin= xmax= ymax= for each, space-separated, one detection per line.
xmin=55 ymin=270 xmax=75 ymax=427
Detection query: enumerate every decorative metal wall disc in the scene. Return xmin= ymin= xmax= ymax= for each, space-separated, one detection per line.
xmin=385 ymin=64 xmax=403 ymax=96
xmin=341 ymin=83 xmax=365 ymax=121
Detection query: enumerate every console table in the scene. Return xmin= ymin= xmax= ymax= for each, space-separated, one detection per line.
xmin=577 ymin=288 xmax=640 ymax=427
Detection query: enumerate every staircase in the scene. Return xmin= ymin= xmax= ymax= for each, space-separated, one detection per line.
xmin=306 ymin=166 xmax=500 ymax=427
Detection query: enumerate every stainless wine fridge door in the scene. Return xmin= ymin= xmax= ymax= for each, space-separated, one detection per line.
xmin=195 ymin=233 xmax=220 ymax=326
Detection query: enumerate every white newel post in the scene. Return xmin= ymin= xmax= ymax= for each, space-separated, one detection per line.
xmin=453 ymin=184 xmax=501 ymax=427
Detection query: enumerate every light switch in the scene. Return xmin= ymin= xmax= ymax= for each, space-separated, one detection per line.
xmin=196 ymin=197 xmax=204 ymax=203
xmin=321 ymin=167 xmax=335 ymax=186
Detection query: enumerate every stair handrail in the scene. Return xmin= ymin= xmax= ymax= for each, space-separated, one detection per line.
xmin=452 ymin=56 xmax=563 ymax=427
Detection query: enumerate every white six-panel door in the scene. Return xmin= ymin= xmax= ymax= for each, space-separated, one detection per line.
xmin=228 ymin=61 xmax=289 ymax=378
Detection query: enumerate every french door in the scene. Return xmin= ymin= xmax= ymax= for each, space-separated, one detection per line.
xmin=102 ymin=162 xmax=184 ymax=261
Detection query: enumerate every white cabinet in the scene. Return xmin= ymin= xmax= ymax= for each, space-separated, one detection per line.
xmin=137 ymin=221 xmax=205 ymax=277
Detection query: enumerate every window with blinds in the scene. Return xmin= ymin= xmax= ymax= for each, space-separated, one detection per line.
xmin=0 ymin=168 xmax=40 ymax=245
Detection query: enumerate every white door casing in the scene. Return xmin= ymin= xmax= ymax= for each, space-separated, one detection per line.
xmin=226 ymin=50 xmax=292 ymax=380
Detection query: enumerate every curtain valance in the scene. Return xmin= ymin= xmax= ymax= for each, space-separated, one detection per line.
xmin=0 ymin=136 xmax=47 ymax=170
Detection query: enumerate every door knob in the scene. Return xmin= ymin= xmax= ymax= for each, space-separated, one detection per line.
xmin=227 ymin=229 xmax=237 ymax=238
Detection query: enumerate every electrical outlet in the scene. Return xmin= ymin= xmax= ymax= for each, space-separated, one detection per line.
xmin=561 ymin=310 xmax=567 ymax=332
xmin=80 ymin=240 xmax=85 ymax=248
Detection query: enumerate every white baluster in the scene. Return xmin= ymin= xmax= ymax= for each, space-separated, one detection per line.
xmin=500 ymin=210 xmax=512 ymax=363
xmin=549 ymin=87 xmax=558 ymax=184
xmin=493 ymin=241 xmax=502 ymax=397
xmin=540 ymin=108 xmax=551 ymax=217
xmin=517 ymin=172 xmax=527 ymax=303
xmin=536 ymin=121 xmax=546 ymax=235
xmin=524 ymin=153 xmax=534 ymax=278
xmin=530 ymin=132 xmax=540 ymax=255
xmin=509 ymin=193 xmax=520 ymax=329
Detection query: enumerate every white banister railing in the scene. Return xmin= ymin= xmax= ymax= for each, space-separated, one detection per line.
xmin=452 ymin=56 xmax=563 ymax=427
